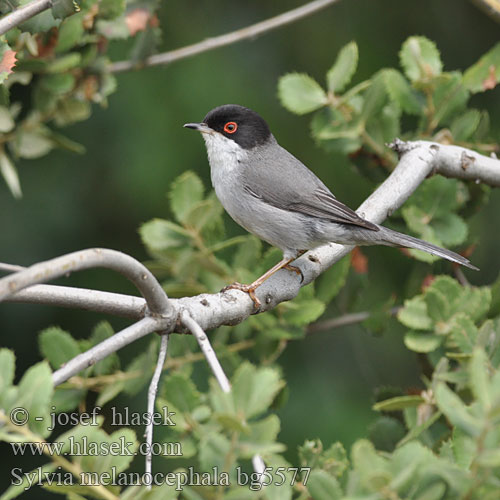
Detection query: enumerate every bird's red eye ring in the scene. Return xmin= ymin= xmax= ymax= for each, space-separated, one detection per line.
xmin=223 ymin=121 xmax=238 ymax=134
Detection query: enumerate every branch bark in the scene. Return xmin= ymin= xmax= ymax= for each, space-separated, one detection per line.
xmin=0 ymin=0 xmax=52 ymax=36
xmin=0 ymin=248 xmax=172 ymax=319
xmin=468 ymin=0 xmax=500 ymax=24
xmin=109 ymin=0 xmax=341 ymax=73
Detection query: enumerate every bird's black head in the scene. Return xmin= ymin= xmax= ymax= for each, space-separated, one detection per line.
xmin=186 ymin=104 xmax=272 ymax=150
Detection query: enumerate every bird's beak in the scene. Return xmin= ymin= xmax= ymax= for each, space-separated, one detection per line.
xmin=183 ymin=122 xmax=213 ymax=134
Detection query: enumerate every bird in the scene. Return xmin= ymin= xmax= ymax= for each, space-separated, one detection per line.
xmin=184 ymin=104 xmax=478 ymax=308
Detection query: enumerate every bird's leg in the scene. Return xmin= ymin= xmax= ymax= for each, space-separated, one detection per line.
xmin=222 ymin=255 xmax=303 ymax=309
xmin=282 ymin=250 xmax=307 ymax=283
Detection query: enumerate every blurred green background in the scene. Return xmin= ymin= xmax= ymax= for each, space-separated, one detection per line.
xmin=1 ymin=0 xmax=500 ymax=487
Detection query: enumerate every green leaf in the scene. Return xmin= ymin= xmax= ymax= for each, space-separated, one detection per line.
xmin=463 ymin=42 xmax=500 ymax=93
xmin=450 ymin=109 xmax=481 ymax=141
xmin=281 ymin=297 xmax=325 ymax=327
xmin=373 ymin=395 xmax=425 ymax=412
xmin=16 ymin=129 xmax=53 ymax=159
xmin=306 ymin=470 xmax=342 ymax=500
xmin=168 ymin=171 xmax=204 ymax=224
xmin=184 ymin=197 xmax=223 ymax=233
xmin=369 ymin=416 xmax=405 ymax=452
xmin=398 ymin=296 xmax=432 ymax=330
xmin=15 ymin=361 xmax=54 ymax=437
xmin=129 ymin=26 xmax=161 ymax=65
xmin=448 ymin=314 xmax=478 ymax=354
xmin=232 ymin=362 xmax=284 ymax=419
xmin=432 ymin=73 xmax=469 ymax=127
xmin=0 ymin=151 xmax=21 ymax=198
xmin=39 ymin=73 xmax=76 ymax=95
xmin=400 ymin=36 xmax=442 ymax=81
xmin=51 ymin=0 xmax=80 ymax=19
xmin=0 ymin=348 xmax=15 ymax=393
xmin=326 ymin=41 xmax=358 ymax=93
xmin=351 ymin=439 xmax=391 ymax=490
xmin=382 ymin=68 xmax=422 ymax=114
xmin=469 ymin=347 xmax=490 ymax=410
xmin=55 ymin=12 xmax=84 ymax=52
xmin=0 ymin=106 xmax=14 ymax=132
xmin=404 ymin=331 xmax=443 ymax=353
xmin=424 ymin=287 xmax=449 ymax=323
xmin=139 ymin=218 xmax=191 ymax=251
xmin=19 ymin=1 xmax=60 ymax=33
xmin=315 ymin=255 xmax=350 ymax=303
xmin=199 ymin=433 xmax=231 ymax=471
xmin=54 ymin=98 xmax=91 ymax=126
xmin=432 ymin=213 xmax=468 ymax=247
xmin=88 ymin=321 xmax=119 ymax=376
xmin=161 ymin=372 xmax=200 ymax=412
xmin=98 ymin=0 xmax=125 ymax=20
xmin=310 ymin=106 xmax=362 ymax=154
xmin=361 ymin=72 xmax=387 ymax=122
xmin=278 ymin=73 xmax=327 ymax=115
xmin=39 ymin=326 xmax=80 ymax=370
xmin=434 ymin=383 xmax=482 ymax=437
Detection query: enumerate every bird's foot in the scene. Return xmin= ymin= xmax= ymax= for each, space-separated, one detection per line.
xmin=283 ymin=264 xmax=304 ymax=283
xmin=221 ymin=282 xmax=261 ymax=310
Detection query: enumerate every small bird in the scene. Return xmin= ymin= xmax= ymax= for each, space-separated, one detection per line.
xmin=184 ymin=104 xmax=478 ymax=307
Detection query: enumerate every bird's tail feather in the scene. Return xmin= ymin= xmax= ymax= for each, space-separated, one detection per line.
xmin=377 ymin=226 xmax=479 ymax=271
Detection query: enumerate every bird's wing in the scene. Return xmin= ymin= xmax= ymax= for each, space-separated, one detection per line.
xmin=241 ymin=144 xmax=379 ymax=231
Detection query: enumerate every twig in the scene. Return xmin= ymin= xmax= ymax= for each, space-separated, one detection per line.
xmin=468 ymin=0 xmax=500 ymax=24
xmin=0 ymin=248 xmax=172 ymax=318
xmin=307 ymin=306 xmax=402 ymax=334
xmin=0 ymin=262 xmax=25 ymax=273
xmin=144 ymin=333 xmax=169 ymax=488
xmin=454 ymin=266 xmax=471 ymax=287
xmin=181 ymin=310 xmax=266 ymax=480
xmin=52 ymin=316 xmax=166 ymax=386
xmin=181 ymin=310 xmax=230 ymax=392
xmin=7 ymin=284 xmax=146 ymax=318
xmin=109 ymin=0 xmax=341 ymax=73
xmin=0 ymin=0 xmax=52 ymax=36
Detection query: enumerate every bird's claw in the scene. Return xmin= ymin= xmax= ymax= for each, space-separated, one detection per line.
xmin=221 ymin=282 xmax=261 ymax=310
xmin=284 ymin=264 xmax=304 ymax=283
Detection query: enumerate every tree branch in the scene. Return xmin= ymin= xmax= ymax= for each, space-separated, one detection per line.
xmin=0 ymin=248 xmax=172 ymax=319
xmin=109 ymin=0 xmax=341 ymax=73
xmin=0 ymin=0 xmax=52 ymax=36
xmin=182 ymin=311 xmax=231 ymax=393
xmin=468 ymin=0 xmax=500 ymax=24
xmin=181 ymin=310 xmax=265 ymax=477
xmin=145 ymin=333 xmax=169 ymax=487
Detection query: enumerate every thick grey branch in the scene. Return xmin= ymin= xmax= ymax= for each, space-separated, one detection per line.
xmin=109 ymin=0 xmax=341 ymax=73
xmin=0 ymin=0 xmax=52 ymax=36
xmin=0 ymin=248 xmax=172 ymax=319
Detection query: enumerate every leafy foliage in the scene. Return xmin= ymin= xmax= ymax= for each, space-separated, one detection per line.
xmin=2 ymin=32 xmax=500 ymax=499
xmin=0 ymin=0 xmax=163 ymax=196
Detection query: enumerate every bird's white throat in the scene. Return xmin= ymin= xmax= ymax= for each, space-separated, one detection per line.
xmin=203 ymin=132 xmax=247 ymax=174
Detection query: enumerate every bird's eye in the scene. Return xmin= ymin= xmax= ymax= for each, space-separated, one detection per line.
xmin=223 ymin=121 xmax=238 ymax=134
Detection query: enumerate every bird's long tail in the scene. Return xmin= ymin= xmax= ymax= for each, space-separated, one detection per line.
xmin=376 ymin=226 xmax=479 ymax=271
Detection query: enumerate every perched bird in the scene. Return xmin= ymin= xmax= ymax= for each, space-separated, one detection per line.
xmin=184 ymin=104 xmax=478 ymax=307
